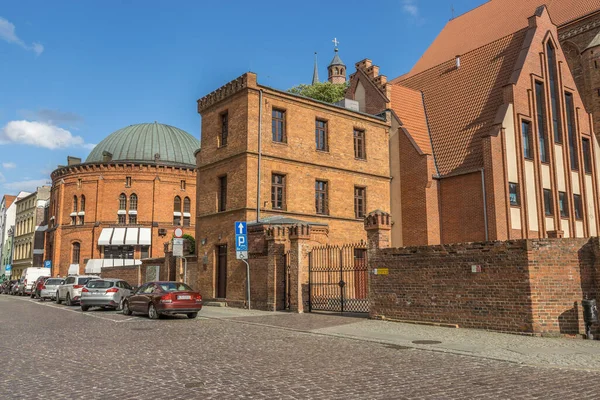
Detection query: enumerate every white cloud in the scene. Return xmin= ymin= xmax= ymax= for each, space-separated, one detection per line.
xmin=0 ymin=120 xmax=86 ymax=149
xmin=402 ymin=0 xmax=419 ymax=17
xmin=2 ymin=178 xmax=50 ymax=193
xmin=0 ymin=16 xmax=44 ymax=55
xmin=2 ymin=162 xmax=16 ymax=169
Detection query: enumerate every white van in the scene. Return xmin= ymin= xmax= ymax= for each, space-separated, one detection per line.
xmin=21 ymin=267 xmax=50 ymax=295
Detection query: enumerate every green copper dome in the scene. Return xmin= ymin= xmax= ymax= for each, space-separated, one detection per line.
xmin=86 ymin=122 xmax=199 ymax=166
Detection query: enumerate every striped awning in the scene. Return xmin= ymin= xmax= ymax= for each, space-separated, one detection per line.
xmin=97 ymin=228 xmax=152 ymax=246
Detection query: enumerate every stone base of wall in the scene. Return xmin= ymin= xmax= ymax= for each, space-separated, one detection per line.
xmin=369 ymin=238 xmax=600 ymax=336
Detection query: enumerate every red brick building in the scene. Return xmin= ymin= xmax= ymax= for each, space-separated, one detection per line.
xmin=45 ymin=123 xmax=199 ymax=277
xmin=195 ymin=72 xmax=391 ymax=303
xmin=347 ymin=2 xmax=600 ymax=245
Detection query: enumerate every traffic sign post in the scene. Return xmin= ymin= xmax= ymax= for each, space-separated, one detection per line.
xmin=5 ymin=264 xmax=11 ymax=277
xmin=235 ymin=221 xmax=251 ymax=310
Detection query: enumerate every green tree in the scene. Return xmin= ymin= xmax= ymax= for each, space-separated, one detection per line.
xmin=183 ymin=234 xmax=196 ymax=255
xmin=288 ymin=82 xmax=348 ymax=103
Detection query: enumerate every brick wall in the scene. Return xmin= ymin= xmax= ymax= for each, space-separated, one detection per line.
xmin=369 ymin=236 xmax=600 ymax=335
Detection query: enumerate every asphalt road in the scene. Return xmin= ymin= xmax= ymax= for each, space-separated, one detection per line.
xmin=1 ymin=295 xmax=600 ymax=399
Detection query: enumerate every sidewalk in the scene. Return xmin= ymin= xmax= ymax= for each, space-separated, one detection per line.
xmin=200 ymin=306 xmax=600 ymax=371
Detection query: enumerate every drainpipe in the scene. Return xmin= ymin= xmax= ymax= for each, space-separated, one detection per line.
xmin=256 ymin=89 xmax=263 ymax=222
xmin=480 ymin=168 xmax=489 ymax=241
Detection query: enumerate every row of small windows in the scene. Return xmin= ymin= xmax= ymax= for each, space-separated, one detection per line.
xmin=509 ymin=183 xmax=584 ymax=220
xmin=15 ymin=217 xmax=34 ymax=236
xmin=14 ymin=243 xmax=32 ymax=261
xmin=522 ymin=91 xmax=592 ymax=174
xmin=123 ymin=176 xmax=186 ymax=190
xmin=219 ymin=110 xmax=367 ymax=159
xmin=217 ymin=174 xmax=366 ymax=219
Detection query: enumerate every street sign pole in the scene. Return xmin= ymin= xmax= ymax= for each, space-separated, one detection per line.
xmin=235 ymin=221 xmax=250 ymax=310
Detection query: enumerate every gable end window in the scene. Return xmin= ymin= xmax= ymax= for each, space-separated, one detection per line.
xmin=582 ymin=138 xmax=592 ymax=174
xmin=543 ymin=189 xmax=553 ymax=216
xmin=547 ymin=42 xmax=563 ymax=143
xmin=565 ymin=92 xmax=579 ymax=170
xmin=272 ymin=109 xmax=286 ymax=143
xmin=521 ymin=121 xmax=533 ymax=159
xmin=559 ymin=191 xmax=568 ymax=218
xmin=509 ymin=182 xmax=520 ymax=206
xmin=535 ymin=81 xmax=549 ymax=163
xmin=574 ymin=194 xmax=584 ymax=220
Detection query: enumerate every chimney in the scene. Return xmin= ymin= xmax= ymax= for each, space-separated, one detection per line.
xmin=67 ymin=156 xmax=81 ymax=166
xmin=102 ymin=151 xmax=113 ymax=162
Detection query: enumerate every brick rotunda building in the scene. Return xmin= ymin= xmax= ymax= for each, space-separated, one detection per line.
xmin=45 ymin=122 xmax=199 ymax=277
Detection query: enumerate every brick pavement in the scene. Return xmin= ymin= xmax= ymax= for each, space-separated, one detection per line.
xmin=2 ymin=295 xmax=600 ymax=399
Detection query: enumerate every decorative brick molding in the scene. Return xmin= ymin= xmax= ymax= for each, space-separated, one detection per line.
xmin=197 ymin=74 xmax=250 ymax=112
xmin=289 ymin=224 xmax=311 ymax=240
xmin=559 ymin=18 xmax=600 ymax=40
xmin=364 ymin=210 xmax=391 ymax=231
xmin=265 ymin=225 xmax=288 ymax=242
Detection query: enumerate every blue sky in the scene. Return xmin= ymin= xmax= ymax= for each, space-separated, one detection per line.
xmin=0 ymin=0 xmax=482 ymax=194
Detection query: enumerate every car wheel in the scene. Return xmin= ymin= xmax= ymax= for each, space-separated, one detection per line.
xmin=116 ymin=299 xmax=124 ymax=311
xmin=148 ymin=304 xmax=160 ymax=320
xmin=187 ymin=312 xmax=198 ymax=319
xmin=122 ymin=301 xmax=132 ymax=316
xmin=81 ymin=305 xmax=89 ymax=312
xmin=55 ymin=292 xmax=61 ymax=304
xmin=65 ymin=294 xmax=72 ymax=306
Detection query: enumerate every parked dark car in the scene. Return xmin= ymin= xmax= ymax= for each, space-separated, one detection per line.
xmin=122 ymin=281 xmax=202 ymax=319
xmin=30 ymin=276 xmax=50 ymax=299
xmin=0 ymin=280 xmax=16 ymax=294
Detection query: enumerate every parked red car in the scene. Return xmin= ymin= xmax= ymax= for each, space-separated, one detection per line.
xmin=122 ymin=281 xmax=202 ymax=319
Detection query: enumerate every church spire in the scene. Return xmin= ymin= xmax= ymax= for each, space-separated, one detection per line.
xmin=328 ymin=38 xmax=346 ymax=84
xmin=312 ymin=52 xmax=319 ymax=85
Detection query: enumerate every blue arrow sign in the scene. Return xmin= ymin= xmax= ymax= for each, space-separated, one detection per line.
xmin=235 ymin=221 xmax=247 ymax=235
xmin=5 ymin=264 xmax=11 ymax=272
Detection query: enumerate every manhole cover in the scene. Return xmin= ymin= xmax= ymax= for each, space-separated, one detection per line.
xmin=384 ymin=344 xmax=411 ymax=350
xmin=412 ymin=340 xmax=442 ymax=345
xmin=184 ymin=382 xmax=203 ymax=388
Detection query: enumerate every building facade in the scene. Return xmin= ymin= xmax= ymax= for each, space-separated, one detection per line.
xmin=45 ymin=123 xmax=199 ymax=277
xmin=195 ymin=72 xmax=391 ymax=302
xmin=11 ymin=187 xmax=50 ymax=278
xmin=347 ymin=2 xmax=600 ymax=245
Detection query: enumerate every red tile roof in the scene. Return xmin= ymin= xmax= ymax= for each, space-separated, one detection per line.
xmin=405 ymin=0 xmax=600 ymax=78
xmin=3 ymin=195 xmax=16 ymax=209
xmin=396 ymin=30 xmax=527 ymax=176
xmin=390 ymin=86 xmax=432 ymax=155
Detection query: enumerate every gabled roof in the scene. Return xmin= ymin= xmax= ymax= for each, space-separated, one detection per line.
xmin=389 ymin=86 xmax=432 ymax=155
xmin=405 ymin=0 xmax=600 ymax=78
xmin=397 ymin=29 xmax=528 ymax=176
xmin=3 ymin=195 xmax=16 ymax=209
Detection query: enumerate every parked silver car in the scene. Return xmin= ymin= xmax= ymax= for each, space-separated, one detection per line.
xmin=39 ymin=278 xmax=65 ymax=301
xmin=80 ymin=279 xmax=134 ymax=311
xmin=56 ymin=275 xmax=97 ymax=306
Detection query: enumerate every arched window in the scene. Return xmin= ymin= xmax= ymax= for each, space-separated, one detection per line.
xmin=119 ymin=193 xmax=127 ymax=210
xmin=335 ymin=67 xmax=339 ymax=74
xmin=72 ymin=242 xmax=80 ymax=264
xmin=173 ymin=196 xmax=181 ymax=225
xmin=184 ymin=197 xmax=191 ymax=213
xmin=130 ymin=194 xmax=138 ymax=210
xmin=341 ymin=68 xmax=344 ymax=75
xmin=80 ymin=195 xmax=85 ymax=212
xmin=73 ymin=196 xmax=78 ymax=212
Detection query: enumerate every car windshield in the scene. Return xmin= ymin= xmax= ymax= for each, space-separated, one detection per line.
xmin=158 ymin=282 xmax=193 ymax=292
xmin=78 ymin=277 xmax=93 ymax=285
xmin=87 ymin=280 xmax=113 ymax=289
xmin=45 ymin=279 xmax=63 ymax=285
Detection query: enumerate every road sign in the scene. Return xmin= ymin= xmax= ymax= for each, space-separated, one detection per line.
xmin=235 ymin=221 xmax=247 ymax=235
xmin=4 ymin=264 xmax=11 ymax=277
xmin=236 ymin=251 xmax=248 ymax=260
xmin=174 ymin=227 xmax=183 ymax=238
xmin=235 ymin=234 xmax=248 ymax=251
xmin=44 ymin=260 xmax=51 ymax=268
xmin=173 ymin=238 xmax=184 ymax=257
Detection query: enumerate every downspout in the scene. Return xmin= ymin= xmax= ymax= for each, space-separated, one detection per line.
xmin=256 ymin=89 xmax=263 ymax=222
xmin=481 ymin=168 xmax=489 ymax=241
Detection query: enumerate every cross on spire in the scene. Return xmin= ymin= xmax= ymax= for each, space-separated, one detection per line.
xmin=332 ymin=37 xmax=339 ymax=48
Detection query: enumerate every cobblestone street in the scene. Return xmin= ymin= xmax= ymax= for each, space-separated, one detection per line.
xmin=2 ymin=295 xmax=600 ymax=399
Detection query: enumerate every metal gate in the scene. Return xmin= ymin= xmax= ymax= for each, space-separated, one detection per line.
xmin=308 ymin=243 xmax=368 ymax=313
